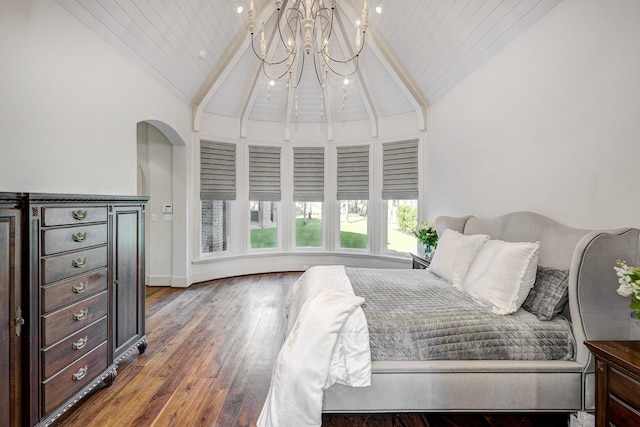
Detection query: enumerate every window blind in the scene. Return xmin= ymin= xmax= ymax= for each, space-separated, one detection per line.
xmin=337 ymin=145 xmax=369 ymax=200
xmin=382 ymin=139 xmax=419 ymax=200
xmin=200 ymin=140 xmax=237 ymax=200
xmin=249 ymin=145 xmax=281 ymax=201
xmin=293 ymin=147 xmax=324 ymax=202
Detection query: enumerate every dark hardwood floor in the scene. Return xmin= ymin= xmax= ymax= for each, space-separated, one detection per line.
xmin=59 ymin=272 xmax=569 ymax=427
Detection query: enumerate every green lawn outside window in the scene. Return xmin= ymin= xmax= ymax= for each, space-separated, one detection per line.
xmin=250 ymin=216 xmax=415 ymax=251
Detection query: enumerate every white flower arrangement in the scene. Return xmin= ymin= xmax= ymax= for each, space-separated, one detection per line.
xmin=614 ymin=259 xmax=640 ymax=319
xmin=414 ymin=221 xmax=438 ymax=248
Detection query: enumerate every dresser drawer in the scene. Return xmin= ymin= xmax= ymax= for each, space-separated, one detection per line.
xmin=609 ymin=366 xmax=640 ymax=409
xmin=42 ymin=206 xmax=107 ymax=227
xmin=42 ymin=317 xmax=108 ymax=379
xmin=42 ymin=291 xmax=108 ymax=347
xmin=42 ymin=341 xmax=108 ymax=415
xmin=42 ymin=269 xmax=108 ymax=313
xmin=42 ymin=223 xmax=108 ymax=255
xmin=42 ymin=246 xmax=107 ymax=285
xmin=608 ymin=394 xmax=640 ymax=426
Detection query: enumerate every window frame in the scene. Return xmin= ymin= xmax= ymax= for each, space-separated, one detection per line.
xmin=382 ymin=198 xmax=419 ymax=255
xmin=194 ymin=136 xmax=423 ymax=262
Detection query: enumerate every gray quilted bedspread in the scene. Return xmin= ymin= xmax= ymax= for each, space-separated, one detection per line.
xmin=345 ymin=267 xmax=575 ymax=361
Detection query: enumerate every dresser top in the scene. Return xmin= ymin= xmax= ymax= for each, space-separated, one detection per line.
xmin=24 ymin=193 xmax=149 ymax=203
xmin=1 ymin=193 xmax=150 ymax=208
xmin=585 ymin=341 xmax=640 ymax=372
xmin=0 ymin=192 xmax=21 ymax=204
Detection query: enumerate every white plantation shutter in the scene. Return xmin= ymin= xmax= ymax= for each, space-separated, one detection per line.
xmin=249 ymin=145 xmax=281 ymax=201
xmin=382 ymin=139 xmax=419 ymax=200
xmin=200 ymin=140 xmax=236 ymax=200
xmin=336 ymin=145 xmax=369 ymax=200
xmin=293 ymin=147 xmax=324 ymax=202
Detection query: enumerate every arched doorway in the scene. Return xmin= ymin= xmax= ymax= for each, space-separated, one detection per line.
xmin=137 ymin=120 xmax=188 ymax=287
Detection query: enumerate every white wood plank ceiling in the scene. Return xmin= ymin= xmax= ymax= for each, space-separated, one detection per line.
xmin=56 ymin=0 xmax=563 ymax=138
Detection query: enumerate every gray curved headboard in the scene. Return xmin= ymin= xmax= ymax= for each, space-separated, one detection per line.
xmin=436 ymin=211 xmax=590 ymax=269
xmin=435 ymin=212 xmax=640 ymax=368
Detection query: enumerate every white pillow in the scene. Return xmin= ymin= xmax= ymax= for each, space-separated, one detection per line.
xmin=461 ymin=239 xmax=541 ymax=315
xmin=429 ymin=229 xmax=490 ymax=288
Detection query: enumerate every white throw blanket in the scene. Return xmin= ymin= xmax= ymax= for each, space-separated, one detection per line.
xmin=257 ymin=266 xmax=371 ymax=427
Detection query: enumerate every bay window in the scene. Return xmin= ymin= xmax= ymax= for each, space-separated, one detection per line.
xmin=382 ymin=140 xmax=419 ymax=254
xmin=337 ymin=145 xmax=369 ymax=250
xmin=293 ymin=146 xmax=324 ymax=248
xmin=200 ymin=140 xmax=236 ymax=254
xmin=249 ymin=145 xmax=281 ymax=250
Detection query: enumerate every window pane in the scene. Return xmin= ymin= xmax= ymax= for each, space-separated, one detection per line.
xmin=250 ymin=201 xmax=278 ymax=249
xmin=201 ymin=200 xmax=230 ymax=253
xmin=339 ymin=200 xmax=368 ymax=249
xmin=295 ymin=202 xmax=322 ymax=248
xmin=386 ymin=199 xmax=418 ymax=253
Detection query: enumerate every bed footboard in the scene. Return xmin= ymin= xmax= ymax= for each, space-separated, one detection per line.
xmin=323 ymin=360 xmax=583 ymax=412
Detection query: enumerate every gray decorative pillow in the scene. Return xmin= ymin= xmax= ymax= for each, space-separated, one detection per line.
xmin=522 ymin=265 xmax=570 ymax=321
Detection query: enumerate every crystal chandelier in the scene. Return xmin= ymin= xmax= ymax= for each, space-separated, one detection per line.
xmin=248 ymin=0 xmax=369 ymax=111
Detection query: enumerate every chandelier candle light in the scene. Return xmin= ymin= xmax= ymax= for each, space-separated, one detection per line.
xmin=248 ymin=0 xmax=369 ymax=115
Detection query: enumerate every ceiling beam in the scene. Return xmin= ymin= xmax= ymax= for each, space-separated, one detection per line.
xmin=284 ymin=2 xmax=335 ymax=142
xmin=313 ymin=23 xmax=334 ymax=141
xmin=334 ymin=7 xmax=379 ymax=138
xmin=283 ymin=30 xmax=303 ymax=141
xmin=192 ymin=2 xmax=274 ymax=132
xmin=323 ymin=84 xmax=334 ymax=141
xmin=240 ymin=1 xmax=292 ymax=139
xmin=341 ymin=0 xmax=430 ymax=131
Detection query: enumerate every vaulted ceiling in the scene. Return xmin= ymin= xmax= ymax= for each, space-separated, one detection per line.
xmin=56 ymin=0 xmax=562 ymax=139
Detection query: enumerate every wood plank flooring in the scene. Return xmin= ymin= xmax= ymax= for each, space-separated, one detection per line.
xmin=59 ymin=272 xmax=569 ymax=427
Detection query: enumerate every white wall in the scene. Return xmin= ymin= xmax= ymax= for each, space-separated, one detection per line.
xmin=427 ymin=0 xmax=640 ymax=230
xmin=0 ymin=0 xmax=190 ymax=195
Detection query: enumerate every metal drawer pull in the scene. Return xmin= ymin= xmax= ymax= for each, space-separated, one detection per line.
xmin=72 ymin=281 xmax=87 ymax=293
xmin=72 ymin=257 xmax=87 ymax=268
xmin=15 ymin=307 xmax=24 ymax=337
xmin=72 ymin=365 xmax=88 ymax=381
xmin=72 ymin=210 xmax=88 ymax=221
xmin=72 ymin=336 xmax=88 ymax=350
xmin=72 ymin=232 xmax=87 ymax=242
xmin=73 ymin=308 xmax=89 ymax=321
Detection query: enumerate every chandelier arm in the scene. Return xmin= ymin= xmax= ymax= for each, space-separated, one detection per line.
xmin=346 ymin=54 xmax=360 ymax=78
xmin=291 ymin=46 xmax=307 ymax=89
xmin=261 ymin=55 xmax=298 ymax=81
xmin=315 ymin=68 xmax=325 ymax=87
xmin=282 ymin=6 xmax=303 ymax=52
xmin=288 ymin=4 xmax=309 ymax=89
xmin=312 ymin=22 xmax=329 ymax=87
xmin=315 ymin=8 xmax=335 ymax=47
xmin=322 ymin=32 xmax=366 ymax=64
xmin=323 ymin=53 xmax=359 ymax=79
xmin=250 ymin=32 xmax=295 ymax=67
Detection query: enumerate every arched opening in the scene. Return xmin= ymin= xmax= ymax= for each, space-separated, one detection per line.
xmin=137 ymin=120 xmax=188 ymax=287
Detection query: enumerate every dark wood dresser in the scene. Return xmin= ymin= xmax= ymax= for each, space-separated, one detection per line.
xmin=585 ymin=340 xmax=640 ymax=427
xmin=0 ymin=193 xmax=24 ymax=427
xmin=0 ymin=193 xmax=147 ymax=427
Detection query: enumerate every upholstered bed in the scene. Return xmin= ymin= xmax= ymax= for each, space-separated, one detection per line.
xmin=321 ymin=212 xmax=640 ymax=414
xmin=258 ymin=211 xmax=640 ymax=425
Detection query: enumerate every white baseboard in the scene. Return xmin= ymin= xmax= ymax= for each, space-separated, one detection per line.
xmin=146 ymin=275 xmax=172 ymax=286
xmin=145 ymin=274 xmax=190 ymax=288
xmin=170 ymin=276 xmax=189 ymax=288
